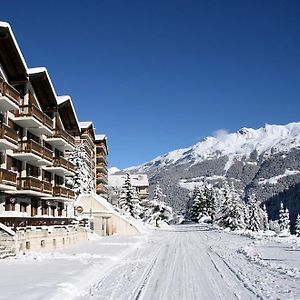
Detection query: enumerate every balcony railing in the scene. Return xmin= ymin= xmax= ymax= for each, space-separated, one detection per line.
xmin=96 ymin=184 xmax=108 ymax=193
xmin=53 ymin=186 xmax=75 ymax=199
xmin=96 ymin=154 xmax=107 ymax=164
xmin=96 ymin=173 xmax=108 ymax=182
xmin=0 ymin=169 xmax=17 ymax=186
xmin=14 ymin=139 xmax=53 ymax=162
xmin=42 ymin=181 xmax=53 ymax=194
xmin=17 ymin=177 xmax=53 ymax=194
xmin=0 ymin=217 xmax=74 ymax=230
xmin=17 ymin=176 xmax=42 ymax=192
xmin=0 ymin=123 xmax=18 ymax=145
xmin=15 ymin=104 xmax=53 ymax=130
xmin=53 ymin=157 xmax=74 ymax=172
xmin=0 ymin=78 xmax=20 ymax=106
xmin=47 ymin=129 xmax=75 ymax=147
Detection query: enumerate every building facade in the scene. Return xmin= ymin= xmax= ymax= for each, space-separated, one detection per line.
xmin=0 ymin=22 xmax=108 ymax=252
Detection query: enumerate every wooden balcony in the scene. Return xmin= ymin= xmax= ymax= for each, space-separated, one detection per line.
xmin=96 ymin=142 xmax=107 ymax=154
xmin=0 ymin=78 xmax=20 ymax=111
xmin=96 ymin=154 xmax=107 ymax=164
xmin=0 ymin=123 xmax=18 ymax=150
xmin=12 ymin=139 xmax=53 ymax=166
xmin=0 ymin=217 xmax=74 ymax=231
xmin=96 ymin=162 xmax=108 ymax=174
xmin=17 ymin=177 xmax=53 ymax=195
xmin=0 ymin=169 xmax=17 ymax=189
xmin=53 ymin=186 xmax=75 ymax=199
xmin=46 ymin=157 xmax=75 ymax=176
xmin=45 ymin=129 xmax=75 ymax=151
xmin=96 ymin=173 xmax=108 ymax=184
xmin=13 ymin=104 xmax=53 ymax=135
xmin=96 ymin=184 xmax=108 ymax=194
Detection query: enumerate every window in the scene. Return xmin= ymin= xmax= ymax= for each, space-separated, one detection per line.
xmin=20 ymin=202 xmax=27 ymax=213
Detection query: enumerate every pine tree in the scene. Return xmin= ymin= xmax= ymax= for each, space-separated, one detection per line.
xmin=206 ymin=186 xmax=216 ymax=221
xmin=66 ymin=143 xmax=94 ymax=196
xmin=295 ymin=214 xmax=300 ymax=237
xmin=278 ymin=202 xmax=290 ymax=233
xmin=216 ymin=183 xmax=245 ymax=230
xmin=119 ymin=173 xmax=142 ymax=219
xmin=247 ymin=194 xmax=261 ymax=232
xmin=262 ymin=204 xmax=269 ymax=231
xmin=146 ymin=182 xmax=173 ymax=227
xmin=189 ymin=187 xmax=202 ymax=222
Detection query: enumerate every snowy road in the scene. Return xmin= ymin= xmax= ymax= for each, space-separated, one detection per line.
xmin=85 ymin=225 xmax=300 ymax=300
xmin=1 ymin=224 xmax=300 ymax=300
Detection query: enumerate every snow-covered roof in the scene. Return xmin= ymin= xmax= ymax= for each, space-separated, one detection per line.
xmin=57 ymin=95 xmax=80 ymax=125
xmin=28 ymin=67 xmax=57 ymax=104
xmin=0 ymin=21 xmax=28 ymax=70
xmin=95 ymin=134 xmax=107 ymax=141
xmin=57 ymin=95 xmax=80 ymax=135
xmin=79 ymin=121 xmax=93 ymax=129
xmin=108 ymin=174 xmax=149 ymax=188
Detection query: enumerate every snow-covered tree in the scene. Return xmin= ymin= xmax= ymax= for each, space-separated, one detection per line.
xmin=216 ymin=183 xmax=245 ymax=231
xmin=295 ymin=213 xmax=300 ymax=237
xmin=204 ymin=183 xmax=216 ymax=221
xmin=66 ymin=143 xmax=94 ymax=196
xmin=119 ymin=173 xmax=142 ymax=219
xmin=146 ymin=182 xmax=173 ymax=227
xmin=262 ymin=204 xmax=269 ymax=231
xmin=189 ymin=186 xmax=203 ymax=222
xmin=247 ymin=194 xmax=261 ymax=232
xmin=278 ymin=202 xmax=290 ymax=232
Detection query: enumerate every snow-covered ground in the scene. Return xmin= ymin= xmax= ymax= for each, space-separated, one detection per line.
xmin=1 ymin=225 xmax=300 ymax=299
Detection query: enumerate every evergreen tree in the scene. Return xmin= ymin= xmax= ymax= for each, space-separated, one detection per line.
xmin=262 ymin=204 xmax=269 ymax=231
xmin=66 ymin=143 xmax=94 ymax=196
xmin=278 ymin=202 xmax=290 ymax=232
xmin=216 ymin=183 xmax=245 ymax=230
xmin=189 ymin=187 xmax=202 ymax=222
xmin=295 ymin=214 xmax=300 ymax=237
xmin=146 ymin=182 xmax=173 ymax=227
xmin=119 ymin=173 xmax=142 ymax=219
xmin=247 ymin=194 xmax=262 ymax=231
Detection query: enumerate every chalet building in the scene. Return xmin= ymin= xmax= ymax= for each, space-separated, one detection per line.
xmin=0 ymin=22 xmax=108 ymax=252
xmin=95 ymin=134 xmax=108 ymax=198
xmin=108 ymin=174 xmax=149 ymax=200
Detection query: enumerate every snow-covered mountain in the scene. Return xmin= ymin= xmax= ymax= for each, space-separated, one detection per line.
xmin=127 ymin=122 xmax=300 ymax=224
xmin=108 ymin=167 xmax=120 ymax=175
xmin=128 ymin=122 xmax=300 ymax=174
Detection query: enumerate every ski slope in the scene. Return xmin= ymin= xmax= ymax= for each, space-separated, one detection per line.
xmin=1 ymin=225 xmax=300 ymax=299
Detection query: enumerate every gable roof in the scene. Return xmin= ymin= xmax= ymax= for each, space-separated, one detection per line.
xmin=57 ymin=95 xmax=80 ymax=136
xmin=28 ymin=67 xmax=57 ymax=111
xmin=0 ymin=22 xmax=28 ymax=83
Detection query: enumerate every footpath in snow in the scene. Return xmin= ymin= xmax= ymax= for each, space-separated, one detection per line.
xmin=1 ymin=224 xmax=300 ymax=299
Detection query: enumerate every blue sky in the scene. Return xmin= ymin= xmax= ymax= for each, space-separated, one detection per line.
xmin=2 ymin=1 xmax=300 ymax=168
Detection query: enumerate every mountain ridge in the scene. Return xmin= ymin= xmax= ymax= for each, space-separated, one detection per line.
xmin=124 ymin=122 xmax=300 ymax=226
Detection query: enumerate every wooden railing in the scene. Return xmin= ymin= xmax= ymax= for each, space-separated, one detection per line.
xmin=15 ymin=104 xmax=53 ymax=130
xmin=53 ymin=157 xmax=74 ymax=171
xmin=50 ymin=129 xmax=75 ymax=147
xmin=0 ymin=78 xmax=20 ymax=106
xmin=96 ymin=173 xmax=108 ymax=182
xmin=96 ymin=154 xmax=107 ymax=164
xmin=96 ymin=142 xmax=107 ymax=154
xmin=96 ymin=184 xmax=108 ymax=193
xmin=0 ymin=217 xmax=74 ymax=230
xmin=53 ymin=186 xmax=75 ymax=198
xmin=42 ymin=181 xmax=53 ymax=194
xmin=14 ymin=139 xmax=53 ymax=162
xmin=0 ymin=169 xmax=17 ymax=186
xmin=0 ymin=123 xmax=18 ymax=145
xmin=18 ymin=176 xmax=42 ymax=192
